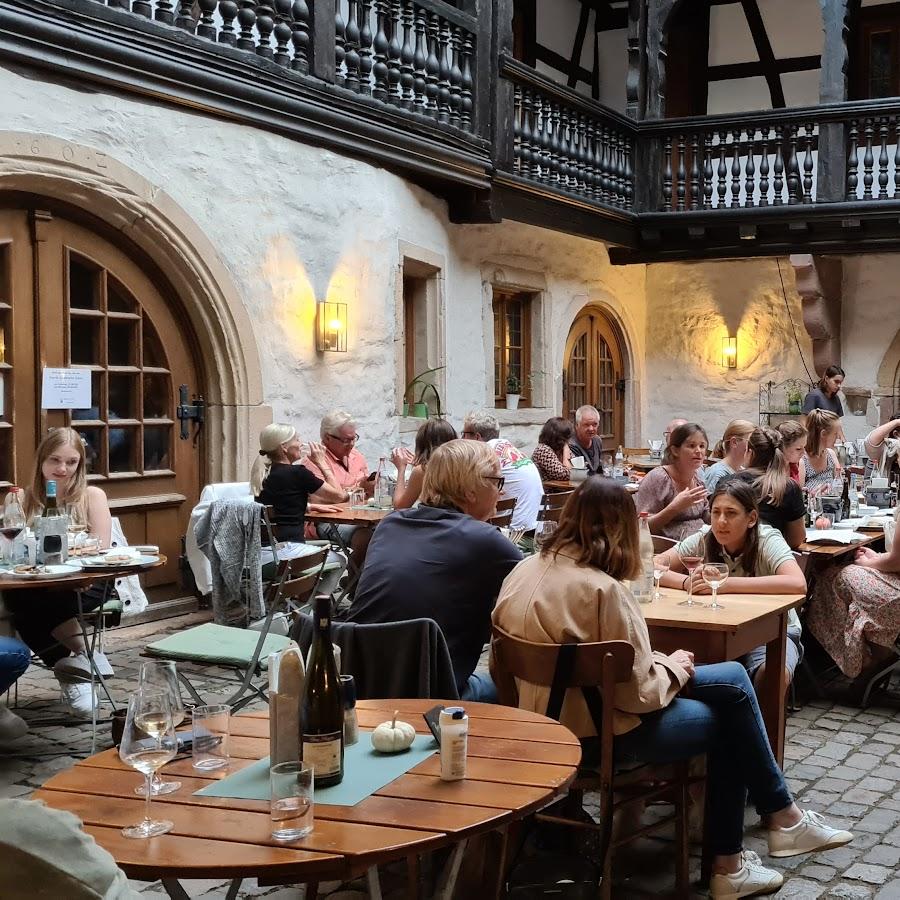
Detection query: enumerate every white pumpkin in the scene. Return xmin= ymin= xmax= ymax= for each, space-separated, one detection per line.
xmin=371 ymin=710 xmax=416 ymax=753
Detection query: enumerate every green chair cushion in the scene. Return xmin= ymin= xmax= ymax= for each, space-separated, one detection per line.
xmin=145 ymin=622 xmax=291 ymax=669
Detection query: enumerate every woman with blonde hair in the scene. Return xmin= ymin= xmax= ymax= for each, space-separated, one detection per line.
xmin=777 ymin=420 xmax=808 ymax=483
xmin=801 ymin=410 xmax=842 ymax=492
xmin=704 ymin=419 xmax=754 ymax=493
xmin=493 ymin=479 xmax=851 ymax=897
xmin=9 ymin=428 xmax=114 ymax=716
xmin=250 ymin=423 xmax=347 ymax=542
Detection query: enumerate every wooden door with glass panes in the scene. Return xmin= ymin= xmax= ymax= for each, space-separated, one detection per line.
xmin=0 ymin=208 xmax=204 ymax=603
xmin=563 ymin=309 xmax=625 ymax=451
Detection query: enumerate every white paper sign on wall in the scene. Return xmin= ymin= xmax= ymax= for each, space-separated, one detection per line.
xmin=41 ymin=368 xmax=91 ymax=410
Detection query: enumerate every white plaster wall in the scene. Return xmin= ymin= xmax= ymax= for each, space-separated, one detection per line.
xmin=0 ymin=61 xmax=647 ymax=464
xmin=643 ymin=259 xmax=816 ymax=446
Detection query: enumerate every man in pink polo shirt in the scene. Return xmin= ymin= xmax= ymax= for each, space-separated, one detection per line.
xmin=303 ymin=409 xmax=373 ymax=565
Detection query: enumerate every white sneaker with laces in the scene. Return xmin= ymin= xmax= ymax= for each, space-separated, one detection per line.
xmin=709 ymin=850 xmax=783 ymax=899
xmin=0 ymin=704 xmax=28 ymax=742
xmin=53 ymin=650 xmax=114 ymax=680
xmin=57 ymin=678 xmax=97 ymax=718
xmin=768 ymin=809 xmax=854 ymax=858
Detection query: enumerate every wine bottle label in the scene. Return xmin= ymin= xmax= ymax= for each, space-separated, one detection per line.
xmin=302 ymin=731 xmax=342 ymax=777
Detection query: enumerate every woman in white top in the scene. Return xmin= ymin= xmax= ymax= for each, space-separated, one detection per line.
xmin=704 ymin=419 xmax=754 ymax=493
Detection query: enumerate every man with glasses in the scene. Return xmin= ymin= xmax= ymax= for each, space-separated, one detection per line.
xmin=462 ymin=411 xmax=543 ymax=532
xmin=346 ymin=440 xmax=521 ymax=702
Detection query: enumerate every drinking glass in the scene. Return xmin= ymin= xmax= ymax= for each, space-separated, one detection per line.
xmin=678 ymin=555 xmax=703 ymax=607
xmin=649 ymin=439 xmax=663 ymax=459
xmin=135 ymin=661 xmax=185 ymax=796
xmin=192 ymin=704 xmax=230 ymax=771
xmin=0 ymin=505 xmax=25 ymax=565
xmin=652 ymin=555 xmax=669 ymax=601
xmin=348 ymin=487 xmax=365 ymax=508
xmin=534 ymin=520 xmax=557 ymax=552
xmin=702 ymin=563 xmax=729 ymax=610
xmin=270 ymin=761 xmax=314 ymax=840
xmin=118 ymin=690 xmax=176 ymax=839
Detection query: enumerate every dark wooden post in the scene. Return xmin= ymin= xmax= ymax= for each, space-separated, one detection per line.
xmin=309 ymin=0 xmax=337 ymax=82
xmin=817 ymin=0 xmax=855 ymax=201
xmin=492 ymin=0 xmax=515 ymax=168
xmin=625 ymin=0 xmax=647 ymax=120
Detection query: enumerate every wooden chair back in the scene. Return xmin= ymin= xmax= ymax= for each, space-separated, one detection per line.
xmin=276 ymin=548 xmax=329 ymax=603
xmin=538 ymin=490 xmax=574 ymax=523
xmin=262 ymin=504 xmax=279 ymax=547
xmin=491 ymin=626 xmax=634 ymax=784
xmin=651 ymin=534 xmax=677 ymax=554
xmin=488 ymin=496 xmax=517 ymax=528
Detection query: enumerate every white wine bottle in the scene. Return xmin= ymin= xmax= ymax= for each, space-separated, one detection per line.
xmin=301 ymin=596 xmax=344 ymax=786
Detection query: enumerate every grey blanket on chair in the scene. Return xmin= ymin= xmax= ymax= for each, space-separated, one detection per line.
xmin=291 ymin=615 xmax=460 ymax=700
xmin=194 ymin=499 xmax=264 ymax=627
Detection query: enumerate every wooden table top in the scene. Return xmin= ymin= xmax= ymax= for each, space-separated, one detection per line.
xmin=642 ymin=586 xmax=804 ymax=631
xmin=305 ymin=505 xmax=392 ymax=526
xmin=798 ymin=532 xmax=882 ymax=557
xmin=628 ymin=455 xmax=662 ymax=471
xmin=0 ymin=555 xmax=166 ymax=591
xmin=35 ymin=699 xmax=580 ymax=883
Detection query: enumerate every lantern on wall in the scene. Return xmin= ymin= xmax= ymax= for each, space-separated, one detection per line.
xmin=721 ymin=336 xmax=737 ymax=369
xmin=316 ymin=301 xmax=347 ymax=353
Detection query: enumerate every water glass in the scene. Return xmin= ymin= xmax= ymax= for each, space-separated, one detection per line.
xmin=270 ymin=761 xmax=314 ymax=841
xmin=348 ymin=487 xmax=365 ymax=507
xmin=192 ymin=704 xmax=230 ymax=771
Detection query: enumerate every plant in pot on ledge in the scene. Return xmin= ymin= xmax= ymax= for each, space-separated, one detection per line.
xmin=505 ymin=372 xmax=522 ymax=410
xmin=403 ymin=366 xmax=444 ymax=418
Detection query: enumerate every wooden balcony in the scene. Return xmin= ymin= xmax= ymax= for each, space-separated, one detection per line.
xmin=5 ymin=0 xmax=900 ymax=261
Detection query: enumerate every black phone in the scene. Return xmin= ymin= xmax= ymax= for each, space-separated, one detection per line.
xmin=366 ymin=471 xmax=377 ymax=482
xmin=423 ymin=705 xmax=443 ymax=745
xmin=176 ymin=733 xmax=193 ymax=752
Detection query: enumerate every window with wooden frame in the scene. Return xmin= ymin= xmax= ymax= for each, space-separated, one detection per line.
xmin=493 ymin=290 xmax=532 ymax=407
xmin=852 ymin=4 xmax=900 ymax=100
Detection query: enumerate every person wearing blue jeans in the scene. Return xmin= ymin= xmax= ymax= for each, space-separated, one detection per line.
xmin=493 ymin=479 xmax=854 ymax=899
xmin=0 ymin=635 xmax=29 ymax=742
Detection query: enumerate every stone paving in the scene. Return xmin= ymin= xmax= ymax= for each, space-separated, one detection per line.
xmin=4 ymin=614 xmax=900 ymax=898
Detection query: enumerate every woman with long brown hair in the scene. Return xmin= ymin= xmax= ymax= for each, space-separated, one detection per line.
xmin=801 ymin=410 xmax=842 ymax=492
xmin=390 ymin=418 xmax=458 ymax=509
xmin=531 ymin=416 xmax=573 ymax=481
xmin=491 ymin=479 xmax=851 ymax=897
xmin=704 ymin=419 xmax=754 ymax=493
xmin=777 ymin=420 xmax=808 ymax=484
xmin=802 ymin=365 xmax=845 ymax=418
xmin=9 ymin=428 xmax=115 ymax=716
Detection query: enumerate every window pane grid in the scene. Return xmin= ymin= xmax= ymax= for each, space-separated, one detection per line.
xmin=492 ymin=292 xmax=531 ymax=406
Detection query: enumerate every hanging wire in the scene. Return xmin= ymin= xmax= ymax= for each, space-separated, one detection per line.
xmin=775 ymin=258 xmax=816 ymax=386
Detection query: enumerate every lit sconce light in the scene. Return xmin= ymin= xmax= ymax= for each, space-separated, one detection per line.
xmin=315 ymin=301 xmax=347 ymax=353
xmin=722 ymin=336 xmax=737 ymax=369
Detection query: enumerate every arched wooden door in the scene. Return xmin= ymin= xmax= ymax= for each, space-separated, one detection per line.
xmin=563 ymin=309 xmax=625 ymax=451
xmin=0 ymin=207 xmax=204 ymax=605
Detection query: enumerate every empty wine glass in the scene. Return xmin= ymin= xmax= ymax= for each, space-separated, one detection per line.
xmin=702 ymin=562 xmax=729 ymax=609
xmin=652 ymin=555 xmax=669 ymax=601
xmin=135 ymin=661 xmax=185 ymax=796
xmin=119 ymin=690 xmax=176 ymax=839
xmin=679 ymin=555 xmax=703 ymax=607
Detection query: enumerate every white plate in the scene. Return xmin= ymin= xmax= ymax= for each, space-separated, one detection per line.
xmin=79 ymin=554 xmax=159 ymax=569
xmin=835 ymin=519 xmax=865 ymax=530
xmin=5 ymin=563 xmax=83 ymax=579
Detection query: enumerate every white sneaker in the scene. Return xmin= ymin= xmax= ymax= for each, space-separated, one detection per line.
xmin=0 ymin=704 xmax=28 ymax=742
xmin=710 ymin=851 xmax=783 ymax=899
xmin=768 ymin=809 xmax=854 ymax=858
xmin=57 ymin=679 xmax=97 ymax=718
xmin=53 ymin=650 xmax=114 ymax=680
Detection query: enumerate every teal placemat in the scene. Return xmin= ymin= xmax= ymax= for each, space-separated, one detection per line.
xmin=194 ymin=731 xmax=438 ymax=806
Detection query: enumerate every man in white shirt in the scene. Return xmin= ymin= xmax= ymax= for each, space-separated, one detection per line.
xmin=462 ymin=411 xmax=543 ymax=531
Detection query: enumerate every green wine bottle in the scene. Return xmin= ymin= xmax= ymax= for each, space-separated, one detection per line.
xmin=300 ymin=596 xmax=344 ymax=786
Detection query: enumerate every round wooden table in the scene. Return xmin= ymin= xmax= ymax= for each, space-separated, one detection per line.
xmin=35 ymin=699 xmax=580 ymax=897
xmin=627 ymin=455 xmax=662 ymax=473
xmin=0 ymin=554 xmax=167 ymax=590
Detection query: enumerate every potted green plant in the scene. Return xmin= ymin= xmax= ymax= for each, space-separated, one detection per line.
xmin=786 ymin=385 xmax=803 ymax=415
xmin=402 ymin=366 xmax=444 ymax=418
xmin=505 ymin=372 xmax=522 ymax=410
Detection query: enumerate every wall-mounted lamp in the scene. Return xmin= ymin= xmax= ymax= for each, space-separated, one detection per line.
xmin=316 ymin=301 xmax=347 ymax=353
xmin=722 ymin=336 xmax=737 ymax=368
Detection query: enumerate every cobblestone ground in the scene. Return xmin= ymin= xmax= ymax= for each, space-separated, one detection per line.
xmin=3 ymin=614 xmax=900 ymax=898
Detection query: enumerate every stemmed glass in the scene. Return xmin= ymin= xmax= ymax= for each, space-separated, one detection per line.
xmin=702 ymin=563 xmax=729 ymax=610
xmin=119 ymin=689 xmax=176 ymax=839
xmin=0 ymin=503 xmax=25 ymax=566
xmin=534 ymin=520 xmax=557 ymax=552
xmin=652 ymin=555 xmax=669 ymax=602
xmin=134 ymin=661 xmax=185 ymax=796
xmin=678 ymin=555 xmax=703 ymax=607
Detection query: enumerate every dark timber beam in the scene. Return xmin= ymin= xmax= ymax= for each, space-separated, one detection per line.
xmin=708 ymin=55 xmax=821 ymax=81
xmin=740 ymin=0 xmax=786 ymax=107
xmin=568 ymin=2 xmax=591 ymax=89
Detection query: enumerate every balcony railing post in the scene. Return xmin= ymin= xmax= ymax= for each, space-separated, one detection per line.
xmin=817 ymin=122 xmax=848 ymax=203
xmin=310 ymin=0 xmax=337 ymax=82
xmin=492 ymin=0 xmax=515 ymax=166
xmin=633 ymin=132 xmax=662 ymax=213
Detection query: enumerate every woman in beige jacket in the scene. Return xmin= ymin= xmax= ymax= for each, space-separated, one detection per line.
xmin=491 ymin=479 xmax=852 ymax=899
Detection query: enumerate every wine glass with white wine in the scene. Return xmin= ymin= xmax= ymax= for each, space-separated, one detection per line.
xmin=134 ymin=660 xmax=185 ymax=796
xmin=118 ymin=689 xmax=176 ymax=839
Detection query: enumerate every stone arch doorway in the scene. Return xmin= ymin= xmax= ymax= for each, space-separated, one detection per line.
xmin=0 ymin=133 xmax=267 ymax=603
xmin=875 ymin=329 xmax=900 ymax=420
xmin=563 ymin=307 xmax=627 ymax=451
